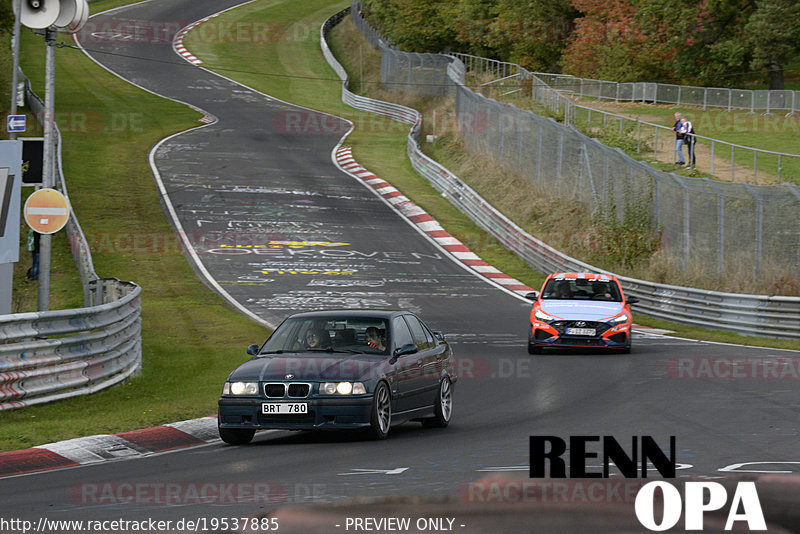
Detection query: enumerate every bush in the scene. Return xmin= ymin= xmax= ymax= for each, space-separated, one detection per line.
xmin=592 ymin=183 xmax=661 ymax=269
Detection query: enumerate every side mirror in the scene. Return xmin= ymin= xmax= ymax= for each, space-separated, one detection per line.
xmin=627 ymin=296 xmax=640 ymax=305
xmin=432 ymin=330 xmax=445 ymax=342
xmin=246 ymin=344 xmax=260 ymax=356
xmin=524 ymin=291 xmax=539 ymax=301
xmin=394 ymin=343 xmax=418 ymax=358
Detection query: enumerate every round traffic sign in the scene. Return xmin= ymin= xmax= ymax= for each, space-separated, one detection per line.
xmin=24 ymin=188 xmax=70 ymax=234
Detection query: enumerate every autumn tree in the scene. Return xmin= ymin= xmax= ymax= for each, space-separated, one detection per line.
xmin=358 ymin=0 xmax=798 ymax=88
xmin=561 ymin=0 xmax=664 ymax=81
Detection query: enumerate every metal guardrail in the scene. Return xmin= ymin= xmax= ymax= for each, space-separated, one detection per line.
xmin=322 ymin=8 xmax=800 ymax=340
xmin=0 ymin=280 xmax=142 ymax=410
xmin=0 ymin=73 xmax=143 ymax=410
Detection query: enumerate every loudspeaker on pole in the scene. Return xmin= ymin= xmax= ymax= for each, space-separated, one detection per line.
xmin=13 ymin=0 xmax=60 ymax=29
xmin=54 ymin=0 xmax=89 ymax=33
xmin=13 ymin=0 xmax=89 ymax=32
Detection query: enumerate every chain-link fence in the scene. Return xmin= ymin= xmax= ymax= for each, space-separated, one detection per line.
xmin=531 ymin=73 xmax=799 ymax=115
xmin=350 ymin=2 xmax=800 ymax=279
xmin=451 ymin=53 xmax=800 ymax=185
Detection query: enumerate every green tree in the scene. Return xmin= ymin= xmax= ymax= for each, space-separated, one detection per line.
xmin=745 ymin=0 xmax=800 ymax=90
xmin=452 ymin=0 xmax=500 ymax=58
xmin=633 ymin=0 xmax=755 ymax=87
xmin=0 ymin=0 xmax=13 ymax=32
xmin=359 ymin=0 xmax=460 ymax=52
xmin=488 ymin=0 xmax=577 ymax=72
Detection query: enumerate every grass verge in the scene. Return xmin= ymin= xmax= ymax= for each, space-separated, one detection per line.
xmin=0 ymin=0 xmax=267 ymax=452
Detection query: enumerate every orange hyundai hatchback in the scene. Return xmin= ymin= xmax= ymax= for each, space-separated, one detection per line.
xmin=525 ymin=273 xmax=639 ymax=354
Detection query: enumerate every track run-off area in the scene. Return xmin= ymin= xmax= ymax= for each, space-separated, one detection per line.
xmin=2 ymin=0 xmax=799 ymax=531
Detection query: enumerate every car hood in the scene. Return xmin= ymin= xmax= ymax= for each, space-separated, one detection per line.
xmin=228 ymin=353 xmax=387 ymax=382
xmin=539 ymin=300 xmax=624 ymax=321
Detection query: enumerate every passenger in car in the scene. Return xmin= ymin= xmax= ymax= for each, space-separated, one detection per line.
xmin=365 ymin=327 xmax=386 ymax=351
xmin=555 ymin=282 xmax=572 ymax=299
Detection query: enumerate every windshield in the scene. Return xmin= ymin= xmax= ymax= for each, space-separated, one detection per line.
xmin=259 ymin=316 xmax=390 ymax=355
xmin=541 ymin=278 xmax=622 ymax=302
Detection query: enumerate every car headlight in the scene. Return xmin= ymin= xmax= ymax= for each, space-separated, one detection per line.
xmin=534 ymin=309 xmax=557 ymax=322
xmin=226 ymin=381 xmax=259 ymax=395
xmin=607 ymin=313 xmax=629 ymax=325
xmin=320 ymin=382 xmax=366 ymax=395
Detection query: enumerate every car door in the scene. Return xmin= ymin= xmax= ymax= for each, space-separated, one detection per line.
xmin=401 ymin=314 xmax=440 ymax=409
xmin=390 ymin=316 xmax=419 ymax=413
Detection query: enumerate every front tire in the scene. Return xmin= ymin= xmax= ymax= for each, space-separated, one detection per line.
xmin=368 ymin=382 xmax=392 ymax=440
xmin=621 ymin=335 xmax=632 ymax=354
xmin=422 ymin=377 xmax=452 ymax=428
xmin=528 ymin=341 xmax=542 ymax=355
xmin=219 ymin=427 xmax=255 ymax=445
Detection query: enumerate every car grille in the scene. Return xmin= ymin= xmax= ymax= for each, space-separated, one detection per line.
xmin=264 ymin=384 xmax=286 ymax=398
xmin=551 ymin=321 xmax=611 ymax=336
xmin=288 ymin=384 xmax=310 ymax=398
xmin=264 ymin=383 xmax=311 ymax=398
xmin=553 ymin=338 xmax=606 ymax=346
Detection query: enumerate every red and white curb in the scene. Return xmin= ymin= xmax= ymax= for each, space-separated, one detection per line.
xmin=335 ymin=146 xmax=534 ymax=296
xmin=173 ymin=14 xmax=223 ymax=65
xmin=0 ymin=417 xmax=219 ymax=478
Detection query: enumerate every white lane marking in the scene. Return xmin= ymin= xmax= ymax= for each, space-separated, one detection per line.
xmin=477 ymin=466 xmax=529 ymax=472
xmin=338 ymin=467 xmax=409 ymax=476
xmin=719 ymin=461 xmax=800 ymax=474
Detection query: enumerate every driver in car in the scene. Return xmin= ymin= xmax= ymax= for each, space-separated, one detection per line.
xmin=592 ymin=282 xmax=613 ymax=300
xmin=304 ymin=327 xmax=329 ymax=349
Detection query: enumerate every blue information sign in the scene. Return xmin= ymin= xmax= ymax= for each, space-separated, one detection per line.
xmin=6 ymin=115 xmax=26 ymax=133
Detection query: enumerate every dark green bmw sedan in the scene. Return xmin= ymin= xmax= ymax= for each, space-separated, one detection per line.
xmin=218 ymin=310 xmax=456 ymax=443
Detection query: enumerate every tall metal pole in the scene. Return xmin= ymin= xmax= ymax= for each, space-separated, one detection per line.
xmin=37 ymin=27 xmax=56 ymax=312
xmin=9 ymin=0 xmax=23 ymax=141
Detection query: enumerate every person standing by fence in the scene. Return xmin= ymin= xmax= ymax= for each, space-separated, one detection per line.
xmin=672 ymin=112 xmax=686 ymax=165
xmin=681 ymin=117 xmax=695 ymax=168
